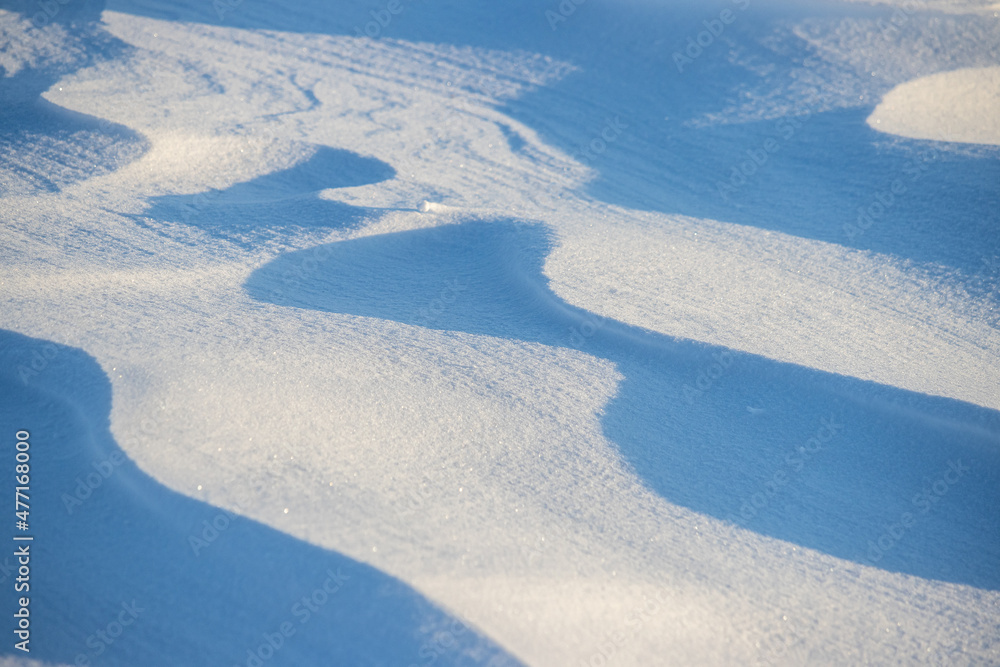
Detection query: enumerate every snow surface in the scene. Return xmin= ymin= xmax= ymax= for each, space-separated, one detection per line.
xmin=868 ymin=66 xmax=1000 ymax=146
xmin=1 ymin=0 xmax=999 ymax=665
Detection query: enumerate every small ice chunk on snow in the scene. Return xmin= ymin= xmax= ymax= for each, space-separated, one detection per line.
xmin=417 ymin=200 xmax=450 ymax=213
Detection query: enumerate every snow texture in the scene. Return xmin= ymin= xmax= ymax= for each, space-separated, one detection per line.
xmin=1 ymin=0 xmax=998 ymax=665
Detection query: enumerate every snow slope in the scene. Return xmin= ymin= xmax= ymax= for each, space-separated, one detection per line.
xmin=868 ymin=65 xmax=1000 ymax=146
xmin=1 ymin=0 xmax=999 ymax=665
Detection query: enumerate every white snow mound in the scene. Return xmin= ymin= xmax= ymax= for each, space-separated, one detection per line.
xmin=867 ymin=66 xmax=1000 ymax=146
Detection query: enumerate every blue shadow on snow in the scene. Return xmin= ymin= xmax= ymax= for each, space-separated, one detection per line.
xmin=137 ymin=145 xmax=396 ymax=248
xmin=0 ymin=329 xmax=521 ymax=667
xmin=104 ymin=0 xmax=1000 ymax=279
xmin=245 ymin=219 xmax=1000 ymax=590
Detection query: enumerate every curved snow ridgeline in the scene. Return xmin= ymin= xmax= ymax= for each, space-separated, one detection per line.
xmin=1 ymin=0 xmax=998 ymax=665
xmin=867 ymin=66 xmax=1000 ymax=146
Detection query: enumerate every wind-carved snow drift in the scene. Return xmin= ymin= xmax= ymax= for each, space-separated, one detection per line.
xmin=1 ymin=0 xmax=998 ymax=665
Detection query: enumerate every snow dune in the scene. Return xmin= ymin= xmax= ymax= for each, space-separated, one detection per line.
xmin=1 ymin=0 xmax=998 ymax=665
xmin=868 ymin=66 xmax=1000 ymax=146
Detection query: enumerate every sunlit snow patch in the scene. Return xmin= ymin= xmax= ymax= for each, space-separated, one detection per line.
xmin=867 ymin=66 xmax=1000 ymax=146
